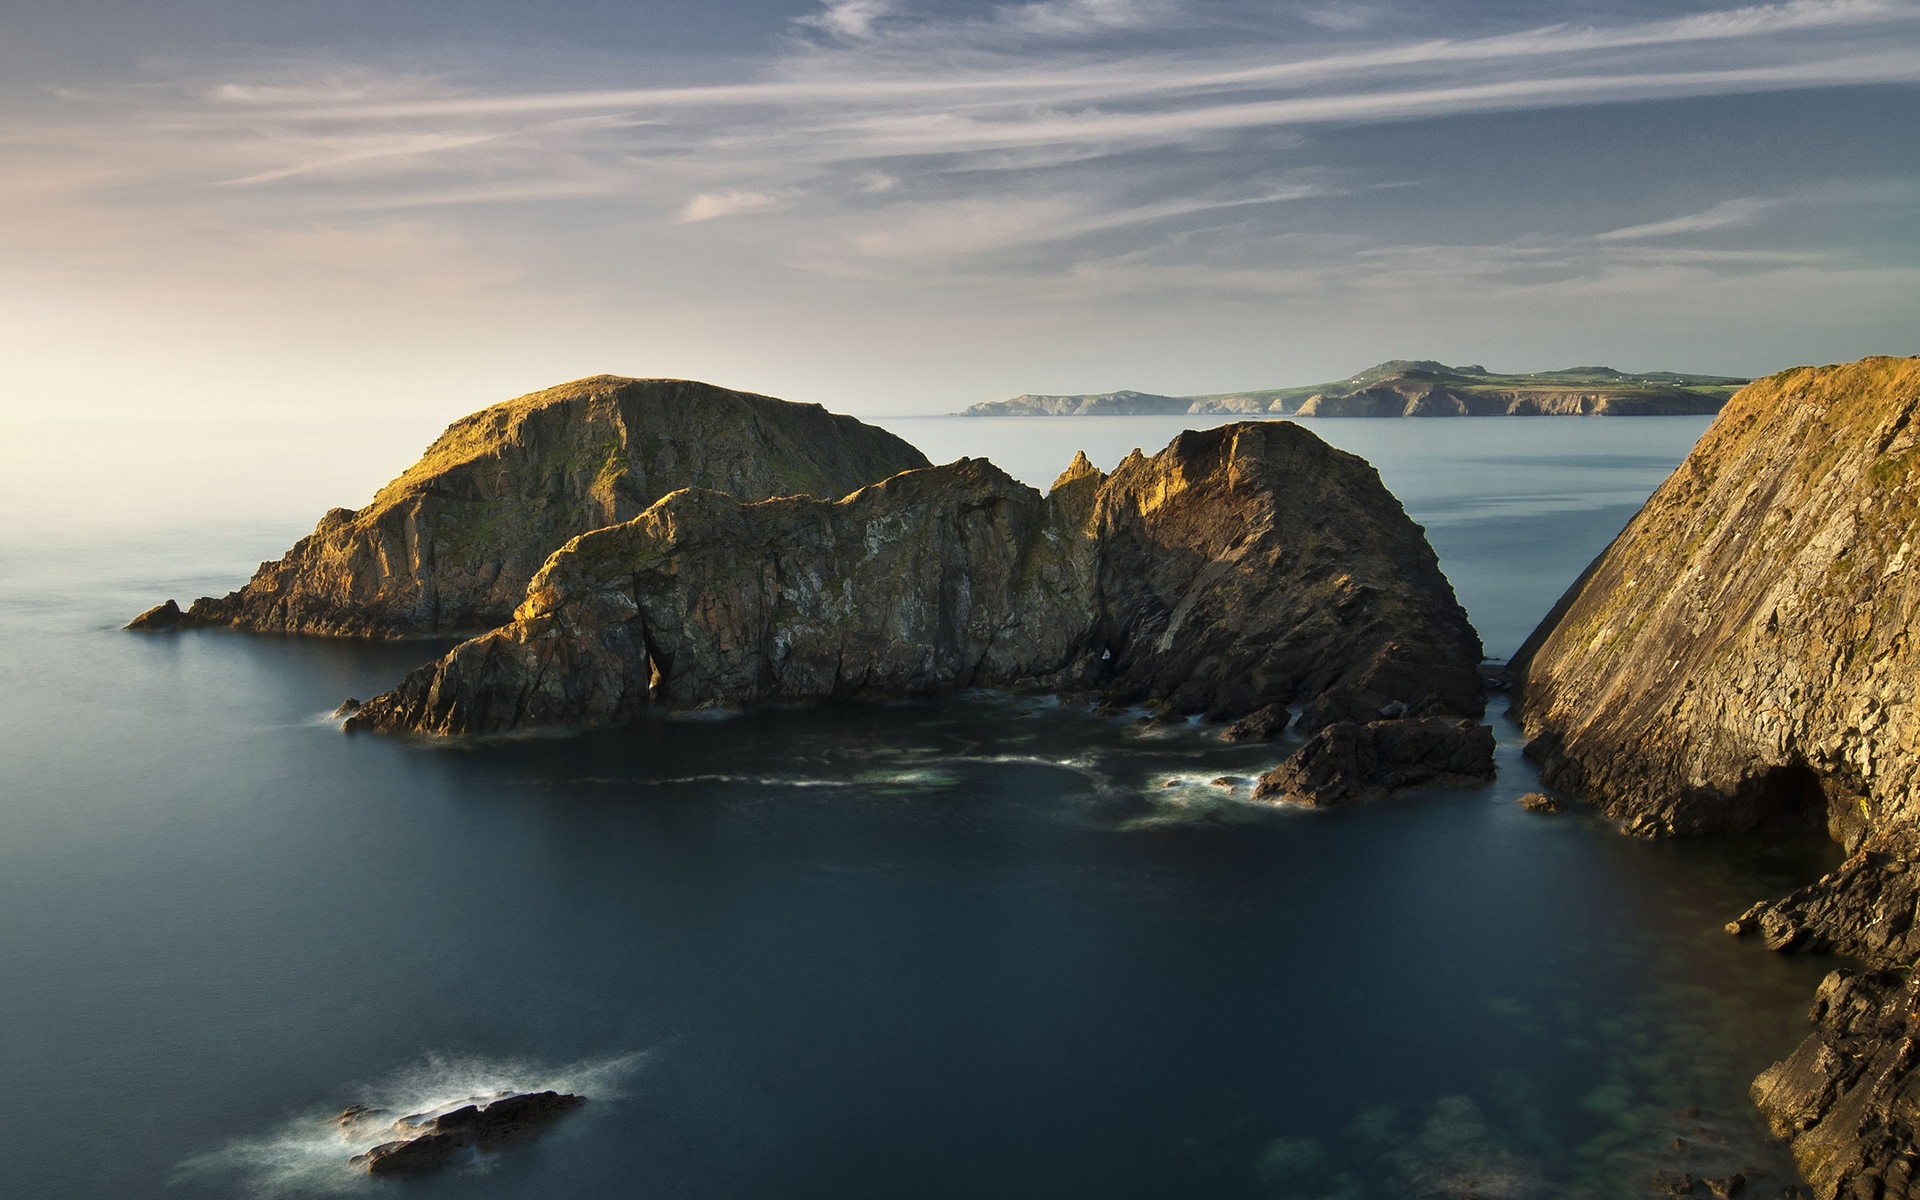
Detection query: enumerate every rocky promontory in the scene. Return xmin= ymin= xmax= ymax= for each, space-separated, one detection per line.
xmin=346 ymin=421 xmax=1485 ymax=740
xmin=1510 ymin=355 xmax=1920 ymax=1197
xmin=129 ymin=377 xmax=928 ymax=637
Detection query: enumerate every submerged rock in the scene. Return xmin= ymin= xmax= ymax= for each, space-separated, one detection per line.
xmin=347 ymin=1090 xmax=584 ymax=1175
xmin=134 ymin=377 xmax=928 ymax=638
xmin=1508 ymin=355 xmax=1920 ymax=1199
xmin=346 ymin=421 xmax=1484 ymax=737
xmin=1250 ymin=717 xmax=1495 ymax=806
xmin=1516 ymin=791 xmax=1567 ymax=814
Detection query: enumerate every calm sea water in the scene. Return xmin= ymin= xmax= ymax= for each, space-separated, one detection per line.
xmin=0 ymin=414 xmax=1840 ymax=1198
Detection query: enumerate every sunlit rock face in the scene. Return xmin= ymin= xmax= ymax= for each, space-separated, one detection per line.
xmin=1513 ymin=356 xmax=1920 ymax=845
xmin=1510 ymin=355 xmax=1920 ymax=1199
xmin=145 ymin=376 xmax=930 ymax=638
xmin=348 ymin=420 xmax=1485 ymax=736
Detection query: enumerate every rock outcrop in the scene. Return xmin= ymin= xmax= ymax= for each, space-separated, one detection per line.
xmin=345 ymin=1090 xmax=585 ymax=1174
xmin=1508 ymin=355 xmax=1920 ymax=1198
xmin=346 ymin=421 xmax=1484 ymax=736
xmin=131 ymin=377 xmax=928 ymax=637
xmin=1251 ymin=717 xmax=1496 ymax=806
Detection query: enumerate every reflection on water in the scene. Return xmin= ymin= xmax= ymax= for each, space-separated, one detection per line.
xmin=0 ymin=414 xmax=1839 ymax=1199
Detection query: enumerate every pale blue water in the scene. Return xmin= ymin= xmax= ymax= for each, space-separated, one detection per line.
xmin=0 ymin=415 xmax=1838 ymax=1198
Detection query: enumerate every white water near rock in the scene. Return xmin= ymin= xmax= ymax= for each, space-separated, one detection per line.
xmin=173 ymin=1052 xmax=644 ymax=1195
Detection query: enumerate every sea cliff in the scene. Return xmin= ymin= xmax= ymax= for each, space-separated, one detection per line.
xmin=346 ymin=421 xmax=1485 ymax=738
xmin=129 ymin=377 xmax=928 ymax=637
xmin=1511 ymin=355 xmax=1920 ymax=1198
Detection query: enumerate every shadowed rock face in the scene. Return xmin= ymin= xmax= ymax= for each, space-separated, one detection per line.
xmin=1508 ymin=355 xmax=1920 ymax=1199
xmin=143 ymin=377 xmax=929 ymax=638
xmin=347 ymin=421 xmax=1483 ymax=736
xmin=1252 ymin=718 xmax=1496 ymax=806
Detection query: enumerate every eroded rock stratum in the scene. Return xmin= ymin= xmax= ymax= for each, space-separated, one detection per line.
xmin=130 ymin=377 xmax=929 ymax=637
xmin=1512 ymin=355 xmax=1920 ymax=1198
xmin=347 ymin=420 xmax=1485 ymax=736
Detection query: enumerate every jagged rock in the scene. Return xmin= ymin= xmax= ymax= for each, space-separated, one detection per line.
xmin=353 ymin=1132 xmax=468 ymax=1174
xmin=348 ymin=1091 xmax=584 ymax=1174
xmin=1222 ymin=703 xmax=1289 ymax=741
xmin=1508 ymin=356 xmax=1920 ymax=1200
xmin=1250 ymin=717 xmax=1496 ymax=806
xmin=1752 ymin=967 xmax=1920 ymax=1200
xmin=346 ymin=421 xmax=1484 ymax=735
xmin=332 ymin=698 xmax=362 ymax=717
xmin=1516 ymin=791 xmax=1567 ymax=814
xmin=334 ymin=1103 xmax=388 ymax=1133
xmin=125 ymin=599 xmax=194 ymax=631
xmin=137 ymin=377 xmax=928 ymax=638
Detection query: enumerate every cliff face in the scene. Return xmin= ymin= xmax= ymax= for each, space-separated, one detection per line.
xmin=347 ymin=421 xmax=1484 ymax=736
xmin=1294 ymin=382 xmax=1726 ymax=418
xmin=1513 ymin=356 xmax=1920 ymax=843
xmin=1509 ymin=356 xmax=1920 ymax=1199
xmin=153 ymin=377 xmax=929 ymax=637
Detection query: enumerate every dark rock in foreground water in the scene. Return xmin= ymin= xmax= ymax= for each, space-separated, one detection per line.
xmin=347 ymin=1090 xmax=585 ymax=1175
xmin=1251 ymin=717 xmax=1495 ymax=806
xmin=131 ymin=377 xmax=928 ymax=639
xmin=348 ymin=421 xmax=1484 ymax=742
xmin=1509 ymin=355 xmax=1920 ymax=1200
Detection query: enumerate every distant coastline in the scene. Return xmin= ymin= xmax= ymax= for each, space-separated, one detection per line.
xmin=960 ymin=360 xmax=1748 ymax=418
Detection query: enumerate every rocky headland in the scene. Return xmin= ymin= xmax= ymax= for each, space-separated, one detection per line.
xmin=128 ymin=377 xmax=928 ymax=637
xmin=962 ymin=361 xmax=1745 ymax=418
xmin=344 ymin=421 xmax=1489 ymax=785
xmin=1510 ymin=355 xmax=1920 ymax=1198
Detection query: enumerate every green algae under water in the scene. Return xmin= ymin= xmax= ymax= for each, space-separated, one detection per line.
xmin=0 ymin=415 xmax=1842 ymax=1198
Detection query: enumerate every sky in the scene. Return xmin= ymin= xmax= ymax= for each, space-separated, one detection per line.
xmin=0 ymin=0 xmax=1916 ymax=455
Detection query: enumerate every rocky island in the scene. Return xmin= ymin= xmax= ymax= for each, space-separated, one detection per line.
xmin=129 ymin=377 xmax=928 ymax=637
xmin=962 ymin=361 xmax=1745 ymax=418
xmin=1511 ymin=355 xmax=1920 ymax=1199
xmin=338 ymin=1089 xmax=585 ymax=1174
xmin=344 ymin=420 xmax=1490 ymax=790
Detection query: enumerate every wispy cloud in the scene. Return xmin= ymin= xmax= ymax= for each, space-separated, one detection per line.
xmin=1594 ymin=198 xmax=1781 ymax=241
xmin=1 ymin=0 xmax=1915 ymax=374
xmin=678 ymin=190 xmax=790 ymax=223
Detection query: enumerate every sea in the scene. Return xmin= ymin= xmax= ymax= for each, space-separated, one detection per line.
xmin=0 ymin=412 xmax=1841 ymax=1198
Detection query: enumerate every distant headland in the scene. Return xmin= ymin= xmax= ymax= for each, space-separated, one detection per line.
xmin=960 ymin=360 xmax=1748 ymax=418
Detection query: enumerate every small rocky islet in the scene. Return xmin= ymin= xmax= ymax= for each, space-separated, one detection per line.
xmin=130 ymin=355 xmax=1920 ymax=1194
xmin=335 ymin=1089 xmax=586 ymax=1175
